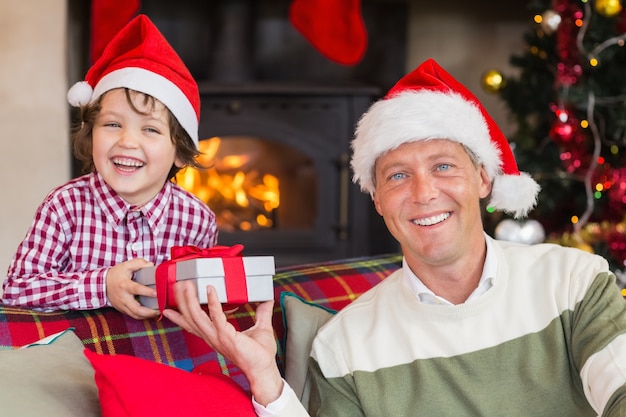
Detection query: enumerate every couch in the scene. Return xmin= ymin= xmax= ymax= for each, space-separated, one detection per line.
xmin=0 ymin=253 xmax=401 ymax=417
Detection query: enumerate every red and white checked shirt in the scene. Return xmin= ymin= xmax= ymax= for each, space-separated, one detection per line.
xmin=2 ymin=172 xmax=218 ymax=311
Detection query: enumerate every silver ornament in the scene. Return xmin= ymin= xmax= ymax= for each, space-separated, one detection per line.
xmin=540 ymin=10 xmax=561 ymax=35
xmin=495 ymin=219 xmax=546 ymax=245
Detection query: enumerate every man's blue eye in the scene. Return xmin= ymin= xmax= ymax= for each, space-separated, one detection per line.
xmin=390 ymin=173 xmax=405 ymax=180
xmin=437 ymin=164 xmax=451 ymax=171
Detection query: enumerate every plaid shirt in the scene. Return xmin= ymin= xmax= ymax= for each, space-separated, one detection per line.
xmin=2 ymin=172 xmax=218 ymax=311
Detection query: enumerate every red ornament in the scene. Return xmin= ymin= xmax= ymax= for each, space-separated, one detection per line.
xmin=549 ymin=110 xmax=587 ymax=147
xmin=550 ymin=119 xmax=575 ymax=144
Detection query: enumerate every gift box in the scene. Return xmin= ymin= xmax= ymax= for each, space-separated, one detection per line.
xmin=133 ymin=245 xmax=275 ymax=311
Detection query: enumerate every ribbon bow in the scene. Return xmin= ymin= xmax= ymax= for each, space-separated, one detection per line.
xmin=156 ymin=244 xmax=245 ymax=319
xmin=170 ymin=244 xmax=244 ymax=260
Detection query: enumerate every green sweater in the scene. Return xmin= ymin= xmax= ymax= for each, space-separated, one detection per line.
xmin=303 ymin=240 xmax=626 ymax=416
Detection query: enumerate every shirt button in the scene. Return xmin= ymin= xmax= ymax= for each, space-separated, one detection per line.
xmin=131 ymin=242 xmax=142 ymax=251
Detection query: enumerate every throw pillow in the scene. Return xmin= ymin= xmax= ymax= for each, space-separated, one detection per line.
xmin=280 ymin=291 xmax=336 ymax=408
xmin=84 ymin=348 xmax=257 ymax=417
xmin=0 ymin=328 xmax=100 ymax=417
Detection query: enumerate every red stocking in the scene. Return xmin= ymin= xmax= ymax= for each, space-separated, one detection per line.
xmin=289 ymin=0 xmax=367 ymax=66
xmin=90 ymin=0 xmax=141 ymax=63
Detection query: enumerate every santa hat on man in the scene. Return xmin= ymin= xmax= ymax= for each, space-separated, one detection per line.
xmin=351 ymin=58 xmax=540 ymax=219
xmin=67 ymin=14 xmax=200 ymax=147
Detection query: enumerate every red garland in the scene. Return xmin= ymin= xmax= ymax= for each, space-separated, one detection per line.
xmin=553 ymin=0 xmax=583 ymax=86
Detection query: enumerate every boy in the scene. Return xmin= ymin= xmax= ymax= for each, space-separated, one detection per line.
xmin=2 ymin=14 xmax=217 ymax=320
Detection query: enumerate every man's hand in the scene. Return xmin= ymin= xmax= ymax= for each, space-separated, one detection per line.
xmin=164 ymin=281 xmax=285 ymax=406
xmin=106 ymin=258 xmax=160 ymax=320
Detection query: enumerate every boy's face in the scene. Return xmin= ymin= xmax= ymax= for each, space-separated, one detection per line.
xmin=92 ymin=88 xmax=181 ymax=206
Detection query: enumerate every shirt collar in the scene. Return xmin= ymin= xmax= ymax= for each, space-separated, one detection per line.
xmin=91 ymin=172 xmax=129 ymax=229
xmin=138 ymin=181 xmax=171 ymax=235
xmin=90 ymin=171 xmax=171 ymax=233
xmin=403 ymin=232 xmax=497 ymax=305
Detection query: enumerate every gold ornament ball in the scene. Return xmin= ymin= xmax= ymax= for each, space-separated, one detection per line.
xmin=481 ymin=69 xmax=506 ymax=94
xmin=595 ymin=0 xmax=622 ymax=17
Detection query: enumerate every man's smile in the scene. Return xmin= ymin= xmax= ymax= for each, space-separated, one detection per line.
xmin=412 ymin=212 xmax=450 ymax=226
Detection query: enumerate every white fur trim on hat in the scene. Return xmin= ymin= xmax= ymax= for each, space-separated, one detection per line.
xmin=351 ymin=89 xmax=539 ymax=219
xmin=352 ymin=90 xmax=501 ymax=191
xmin=90 ymin=67 xmax=199 ymax=146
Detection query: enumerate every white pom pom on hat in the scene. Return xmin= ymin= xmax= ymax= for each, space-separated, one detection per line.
xmin=351 ymin=58 xmax=540 ymax=219
xmin=67 ymin=81 xmax=94 ymax=107
xmin=66 ymin=14 xmax=200 ymax=147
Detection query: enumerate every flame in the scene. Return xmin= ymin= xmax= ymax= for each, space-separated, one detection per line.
xmin=175 ymin=137 xmax=280 ymax=230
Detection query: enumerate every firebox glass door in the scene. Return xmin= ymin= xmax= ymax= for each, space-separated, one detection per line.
xmin=176 ymin=135 xmax=316 ymax=233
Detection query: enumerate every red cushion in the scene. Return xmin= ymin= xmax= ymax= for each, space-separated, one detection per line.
xmin=83 ymin=349 xmax=256 ymax=417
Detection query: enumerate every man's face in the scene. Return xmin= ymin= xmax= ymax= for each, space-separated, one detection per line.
xmin=373 ymin=139 xmax=491 ymax=268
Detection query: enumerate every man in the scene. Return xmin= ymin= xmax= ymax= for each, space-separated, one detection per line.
xmin=164 ymin=59 xmax=626 ymax=416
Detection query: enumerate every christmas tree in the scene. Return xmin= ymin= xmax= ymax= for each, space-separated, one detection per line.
xmin=483 ymin=0 xmax=626 ymax=289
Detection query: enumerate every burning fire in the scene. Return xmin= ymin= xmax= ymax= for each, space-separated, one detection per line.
xmin=175 ymin=137 xmax=280 ymax=231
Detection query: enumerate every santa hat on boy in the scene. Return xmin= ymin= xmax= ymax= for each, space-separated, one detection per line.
xmin=351 ymin=58 xmax=540 ymax=219
xmin=67 ymin=14 xmax=200 ymax=147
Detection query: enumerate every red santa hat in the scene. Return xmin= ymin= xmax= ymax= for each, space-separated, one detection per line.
xmin=351 ymin=58 xmax=540 ymax=219
xmin=67 ymin=14 xmax=200 ymax=147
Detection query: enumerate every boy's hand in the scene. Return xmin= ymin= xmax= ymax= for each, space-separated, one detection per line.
xmin=106 ymin=258 xmax=160 ymax=320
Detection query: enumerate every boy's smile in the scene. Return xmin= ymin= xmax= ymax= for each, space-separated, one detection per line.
xmin=111 ymin=156 xmax=145 ymax=173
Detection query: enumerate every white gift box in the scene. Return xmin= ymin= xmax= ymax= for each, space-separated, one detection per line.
xmin=133 ymin=256 xmax=275 ymax=309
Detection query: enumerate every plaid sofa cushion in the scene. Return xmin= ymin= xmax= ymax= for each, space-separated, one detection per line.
xmin=0 ymin=253 xmax=401 ymax=392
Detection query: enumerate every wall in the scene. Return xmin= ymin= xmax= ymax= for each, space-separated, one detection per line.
xmin=0 ymin=0 xmax=529 ymax=281
xmin=407 ymin=0 xmax=529 ymax=137
xmin=0 ymin=1 xmax=70 ymax=279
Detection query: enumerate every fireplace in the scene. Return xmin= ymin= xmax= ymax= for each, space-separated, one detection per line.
xmin=68 ymin=0 xmax=406 ymax=266
xmin=187 ymin=82 xmax=388 ymax=266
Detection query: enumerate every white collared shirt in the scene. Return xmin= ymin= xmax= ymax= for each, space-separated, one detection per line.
xmin=403 ymin=233 xmax=497 ymax=305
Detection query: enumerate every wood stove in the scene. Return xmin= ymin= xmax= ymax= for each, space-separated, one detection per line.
xmin=187 ymin=82 xmax=387 ymax=267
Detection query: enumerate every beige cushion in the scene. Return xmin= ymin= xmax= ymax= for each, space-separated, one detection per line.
xmin=0 ymin=329 xmax=100 ymax=417
xmin=281 ymin=292 xmax=335 ymax=409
